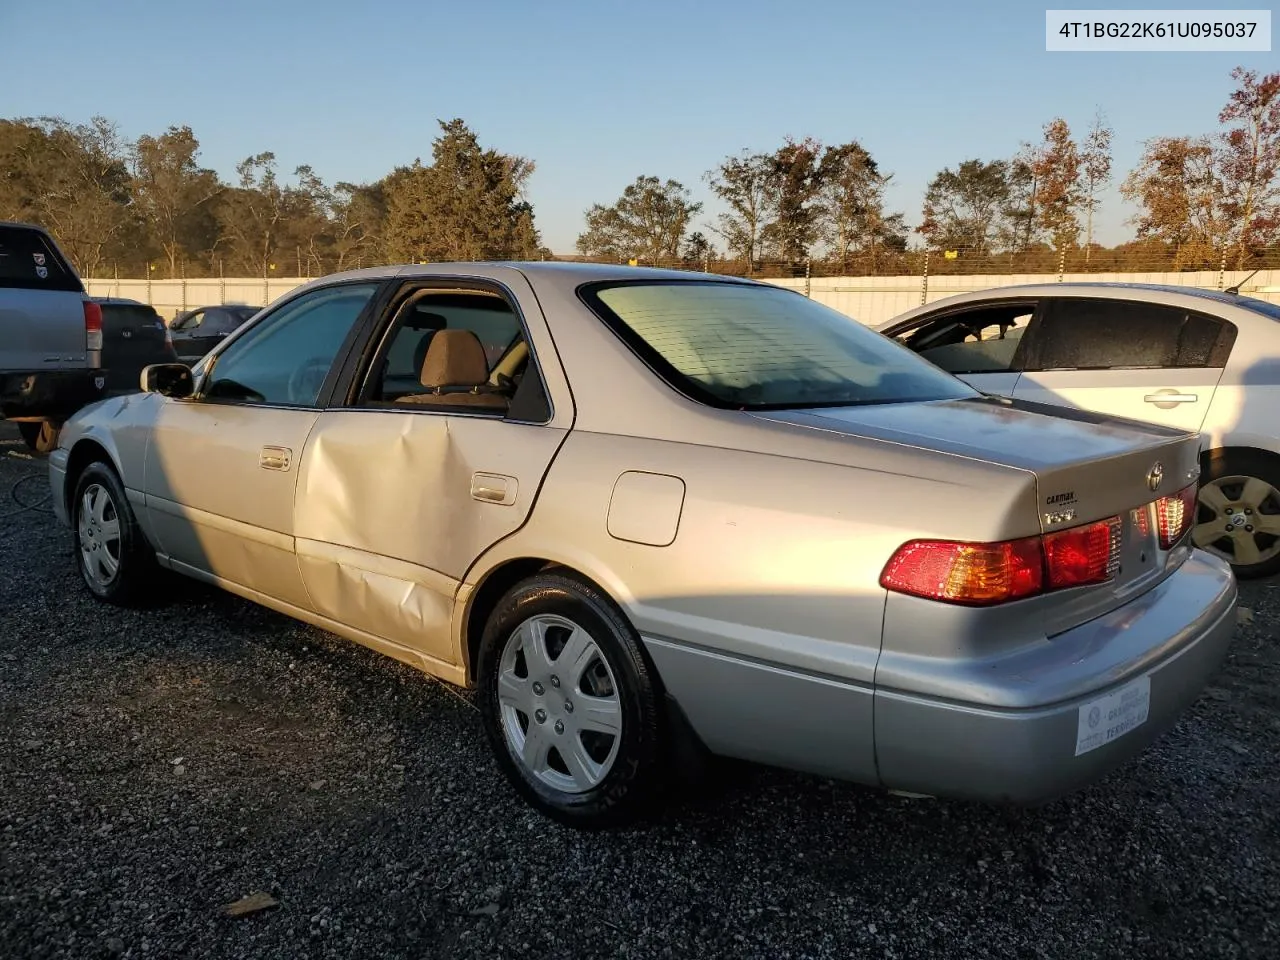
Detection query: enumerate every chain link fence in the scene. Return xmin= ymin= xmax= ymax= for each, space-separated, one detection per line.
xmin=85 ymin=248 xmax=1280 ymax=328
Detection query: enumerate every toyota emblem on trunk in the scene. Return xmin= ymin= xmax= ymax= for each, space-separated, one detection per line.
xmin=1146 ymin=462 xmax=1165 ymax=492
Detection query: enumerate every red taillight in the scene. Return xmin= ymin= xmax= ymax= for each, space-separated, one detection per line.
xmin=880 ymin=537 xmax=1044 ymax=606
xmin=881 ymin=515 xmax=1122 ymax=606
xmin=83 ymin=300 xmax=103 ymax=352
xmin=1044 ymin=517 xmax=1120 ymax=589
xmin=1156 ymin=483 xmax=1198 ymax=548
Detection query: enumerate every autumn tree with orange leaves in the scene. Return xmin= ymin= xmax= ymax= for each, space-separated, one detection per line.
xmin=1217 ymin=67 xmax=1280 ymax=265
xmin=1032 ymin=119 xmax=1083 ymax=251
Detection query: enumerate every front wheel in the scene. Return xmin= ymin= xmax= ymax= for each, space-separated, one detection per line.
xmin=477 ymin=573 xmax=666 ymax=828
xmin=1193 ymin=449 xmax=1280 ymax=579
xmin=72 ymin=460 xmax=157 ymax=605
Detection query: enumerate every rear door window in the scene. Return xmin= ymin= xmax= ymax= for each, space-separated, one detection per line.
xmin=206 ymin=307 xmax=257 ymax=335
xmin=370 ymin=292 xmax=523 ymax=402
xmin=0 ymin=225 xmax=82 ymax=292
xmin=897 ymin=303 xmax=1035 ymax=374
xmin=1028 ymin=299 xmax=1236 ymax=371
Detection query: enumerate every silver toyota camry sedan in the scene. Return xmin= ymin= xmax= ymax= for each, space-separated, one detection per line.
xmin=48 ymin=263 xmax=1237 ymax=828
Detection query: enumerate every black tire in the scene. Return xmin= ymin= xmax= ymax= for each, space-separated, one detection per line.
xmin=1199 ymin=448 xmax=1280 ymax=580
xmin=477 ymin=572 xmax=666 ymax=829
xmin=17 ymin=421 xmax=59 ymax=454
xmin=71 ymin=460 xmax=157 ymax=606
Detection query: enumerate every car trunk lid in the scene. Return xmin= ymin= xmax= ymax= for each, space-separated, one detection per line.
xmin=754 ymin=395 xmax=1202 ymax=631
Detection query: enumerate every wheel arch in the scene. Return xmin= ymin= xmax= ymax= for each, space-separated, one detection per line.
xmin=459 ymin=554 xmax=635 ymax=686
xmin=1200 ymin=443 xmax=1280 ymax=473
xmin=63 ymin=436 xmax=119 ymax=517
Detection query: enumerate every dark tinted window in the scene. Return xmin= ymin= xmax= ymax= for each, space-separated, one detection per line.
xmin=204 ymin=283 xmax=376 ymax=406
xmin=1032 ymin=299 xmax=1235 ymax=370
xmin=203 ymin=308 xmax=249 ymax=335
xmin=0 ymin=225 xmax=81 ymax=292
xmin=100 ymin=303 xmax=161 ymax=324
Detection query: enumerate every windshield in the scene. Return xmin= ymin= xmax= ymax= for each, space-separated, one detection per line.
xmin=583 ymin=280 xmax=977 ymax=410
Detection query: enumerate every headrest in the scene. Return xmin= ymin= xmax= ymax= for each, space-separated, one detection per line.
xmin=420 ymin=329 xmax=489 ymax=389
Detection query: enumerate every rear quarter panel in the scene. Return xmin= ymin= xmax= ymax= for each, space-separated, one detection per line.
xmin=468 ymin=424 xmax=1035 ymax=783
xmin=467 ymin=425 xmax=1038 ymax=683
xmin=1205 ymin=341 xmax=1280 ymax=457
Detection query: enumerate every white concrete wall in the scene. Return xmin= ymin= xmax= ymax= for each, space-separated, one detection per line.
xmin=765 ymin=269 xmax=1280 ymax=325
xmin=85 ymin=269 xmax=1280 ymax=327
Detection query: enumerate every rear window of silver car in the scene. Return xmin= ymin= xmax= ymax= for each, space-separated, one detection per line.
xmin=582 ymin=280 xmax=976 ymax=410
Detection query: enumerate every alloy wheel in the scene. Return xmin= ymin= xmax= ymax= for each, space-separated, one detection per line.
xmin=1192 ymin=474 xmax=1280 ymax=566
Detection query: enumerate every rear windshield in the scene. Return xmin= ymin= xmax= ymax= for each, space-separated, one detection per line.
xmin=582 ymin=280 xmax=976 ymax=410
xmin=0 ymin=225 xmax=82 ymax=293
xmin=101 ymin=303 xmax=162 ymax=324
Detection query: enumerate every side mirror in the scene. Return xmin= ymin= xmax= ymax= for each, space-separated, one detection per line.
xmin=141 ymin=363 xmax=194 ymax=398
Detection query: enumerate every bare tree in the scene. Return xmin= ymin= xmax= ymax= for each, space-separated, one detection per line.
xmin=1080 ymin=110 xmax=1114 ymax=260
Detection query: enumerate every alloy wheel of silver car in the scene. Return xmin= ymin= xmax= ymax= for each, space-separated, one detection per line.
xmin=497 ymin=613 xmax=623 ymax=794
xmin=77 ymin=482 xmax=122 ymax=588
xmin=1192 ymin=474 xmax=1280 ymax=567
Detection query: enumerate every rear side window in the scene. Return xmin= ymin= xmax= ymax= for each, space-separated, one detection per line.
xmin=0 ymin=226 xmax=82 ymax=293
xmin=203 ymin=308 xmax=247 ymax=335
xmin=364 ymin=290 xmax=524 ymax=404
xmin=899 ymin=303 xmax=1035 ymax=375
xmin=1030 ymin=299 xmax=1236 ymax=370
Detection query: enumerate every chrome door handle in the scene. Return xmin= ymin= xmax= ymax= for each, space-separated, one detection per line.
xmin=471 ymin=472 xmax=517 ymax=505
xmin=259 ymin=445 xmax=292 ymax=471
xmin=1144 ymin=392 xmax=1198 ymax=404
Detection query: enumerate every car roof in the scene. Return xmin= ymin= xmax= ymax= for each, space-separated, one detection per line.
xmin=303 ymin=260 xmax=764 ymax=292
xmin=879 ymin=281 xmax=1280 ymax=330
xmin=92 ymin=297 xmax=152 ymax=307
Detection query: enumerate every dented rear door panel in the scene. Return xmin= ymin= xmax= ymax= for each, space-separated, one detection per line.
xmin=292 ymin=410 xmax=567 ymax=666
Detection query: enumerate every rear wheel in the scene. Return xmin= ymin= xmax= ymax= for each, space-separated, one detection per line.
xmin=477 ymin=573 xmax=666 ymax=828
xmin=17 ymin=421 xmax=60 ymax=454
xmin=1193 ymin=449 xmax=1280 ymax=579
xmin=72 ymin=460 xmax=157 ymax=605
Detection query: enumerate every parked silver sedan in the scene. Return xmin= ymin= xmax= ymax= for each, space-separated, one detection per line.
xmin=48 ymin=263 xmax=1237 ymax=827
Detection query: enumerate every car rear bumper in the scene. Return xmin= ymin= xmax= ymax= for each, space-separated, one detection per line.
xmin=0 ymin=370 xmax=106 ymax=422
xmin=648 ymin=549 xmax=1237 ymax=803
xmin=877 ymin=549 xmax=1237 ymax=802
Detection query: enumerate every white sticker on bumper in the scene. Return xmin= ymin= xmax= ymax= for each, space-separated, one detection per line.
xmin=1075 ymin=675 xmax=1151 ymax=756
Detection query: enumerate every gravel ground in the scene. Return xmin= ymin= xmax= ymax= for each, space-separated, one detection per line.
xmin=1 ymin=425 xmax=1278 ymax=960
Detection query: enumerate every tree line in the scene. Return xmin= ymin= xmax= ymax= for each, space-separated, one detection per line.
xmin=576 ymin=66 xmax=1278 ymax=273
xmin=0 ymin=66 xmax=1276 ymax=279
xmin=0 ymin=118 xmax=546 ymax=279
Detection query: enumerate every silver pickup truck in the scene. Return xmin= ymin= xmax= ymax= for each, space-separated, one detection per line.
xmin=0 ymin=222 xmax=106 ymax=451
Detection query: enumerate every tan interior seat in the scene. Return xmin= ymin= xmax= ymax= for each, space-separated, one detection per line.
xmin=395 ymin=329 xmax=509 ymax=410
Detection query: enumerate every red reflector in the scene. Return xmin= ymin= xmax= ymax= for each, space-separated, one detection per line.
xmin=879 ymin=537 xmax=1043 ymax=606
xmin=1044 ymin=517 xmax=1120 ymax=589
xmin=1156 ymin=483 xmax=1198 ymax=548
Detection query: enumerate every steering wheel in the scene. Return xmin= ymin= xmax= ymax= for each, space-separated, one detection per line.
xmin=288 ymin=357 xmax=332 ymax=404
